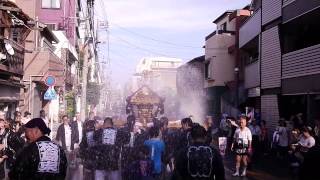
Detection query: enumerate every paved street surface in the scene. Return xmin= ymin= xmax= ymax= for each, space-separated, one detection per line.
xmin=68 ymin=157 xmax=293 ymax=180
xmin=223 ymin=153 xmax=293 ymax=180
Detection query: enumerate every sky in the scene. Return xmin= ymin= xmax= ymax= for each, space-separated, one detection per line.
xmin=94 ymin=0 xmax=251 ymax=86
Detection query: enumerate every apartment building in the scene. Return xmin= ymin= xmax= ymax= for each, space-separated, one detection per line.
xmin=280 ymin=0 xmax=320 ymax=124
xmin=204 ymin=8 xmax=250 ymax=120
xmin=239 ymin=0 xmax=320 ymax=129
xmin=15 ymin=0 xmax=80 ymax=120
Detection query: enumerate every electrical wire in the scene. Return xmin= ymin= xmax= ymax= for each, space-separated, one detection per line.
xmin=109 ymin=33 xmax=179 ymax=58
xmin=94 ymin=12 xmax=202 ymax=50
xmin=110 ymin=22 xmax=202 ymax=49
xmin=99 ymin=33 xmax=200 ymax=54
xmin=94 ymin=1 xmax=206 ymax=68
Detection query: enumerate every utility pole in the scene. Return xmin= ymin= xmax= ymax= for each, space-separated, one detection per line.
xmin=79 ymin=0 xmax=95 ymax=122
xmin=80 ymin=45 xmax=89 ymax=122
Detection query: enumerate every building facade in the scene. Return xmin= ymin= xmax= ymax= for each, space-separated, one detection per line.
xmin=239 ymin=0 xmax=320 ymax=129
xmin=39 ymin=0 xmax=77 ymax=46
xmin=15 ymin=0 xmax=80 ymax=121
xmin=204 ymin=9 xmax=250 ymax=120
xmin=0 ymin=0 xmax=33 ymax=119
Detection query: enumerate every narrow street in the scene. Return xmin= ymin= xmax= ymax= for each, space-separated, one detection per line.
xmin=1 ymin=0 xmax=320 ymax=179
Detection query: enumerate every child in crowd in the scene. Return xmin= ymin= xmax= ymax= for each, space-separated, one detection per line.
xmin=129 ymin=146 xmax=154 ymax=180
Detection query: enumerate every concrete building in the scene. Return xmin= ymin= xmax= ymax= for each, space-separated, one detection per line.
xmin=238 ymin=1 xmax=262 ymax=118
xmin=134 ymin=57 xmax=182 ymax=92
xmin=239 ymin=0 xmax=320 ymax=129
xmin=280 ymin=0 xmax=320 ymax=124
xmin=0 ymin=0 xmax=32 ymax=119
xmin=204 ymin=8 xmax=250 ymax=120
xmin=38 ymin=0 xmax=77 ymax=46
xmin=15 ymin=0 xmax=79 ymax=121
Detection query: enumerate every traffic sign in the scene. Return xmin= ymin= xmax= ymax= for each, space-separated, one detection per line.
xmin=44 ymin=87 xmax=57 ymax=100
xmin=45 ymin=76 xmax=56 ymax=87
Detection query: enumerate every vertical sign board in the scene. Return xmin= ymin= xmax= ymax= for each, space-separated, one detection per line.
xmin=44 ymin=76 xmax=56 ymax=140
xmin=44 ymin=87 xmax=57 ymax=100
xmin=44 ymin=76 xmax=57 ymax=100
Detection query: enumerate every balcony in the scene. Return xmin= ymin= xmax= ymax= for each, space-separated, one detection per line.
xmin=282 ymin=43 xmax=320 ymax=79
xmin=24 ymin=50 xmax=65 ymax=86
xmin=205 ymin=30 xmax=236 ymax=41
xmin=282 ymin=0 xmax=320 ymax=23
xmin=244 ymin=60 xmax=260 ymax=89
xmin=239 ymin=8 xmax=261 ymax=48
xmin=0 ymin=38 xmax=25 ymax=76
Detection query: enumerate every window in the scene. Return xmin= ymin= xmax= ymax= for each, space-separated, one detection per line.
xmin=45 ymin=24 xmax=56 ymax=31
xmin=42 ymin=0 xmax=61 ymax=9
xmin=281 ymin=9 xmax=320 ymax=54
xmin=220 ymin=22 xmax=227 ymax=31
xmin=205 ymin=61 xmax=211 ymax=79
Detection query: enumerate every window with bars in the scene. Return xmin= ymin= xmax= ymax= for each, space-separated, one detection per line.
xmin=42 ymin=0 xmax=61 ymax=9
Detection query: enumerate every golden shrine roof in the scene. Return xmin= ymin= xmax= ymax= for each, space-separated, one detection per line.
xmin=127 ymin=85 xmax=163 ymax=105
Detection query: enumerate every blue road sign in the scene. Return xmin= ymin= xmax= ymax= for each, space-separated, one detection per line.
xmin=45 ymin=76 xmax=56 ymax=87
xmin=44 ymin=87 xmax=57 ymax=100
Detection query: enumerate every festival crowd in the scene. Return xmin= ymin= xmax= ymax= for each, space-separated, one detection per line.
xmin=0 ymin=109 xmax=319 ymax=180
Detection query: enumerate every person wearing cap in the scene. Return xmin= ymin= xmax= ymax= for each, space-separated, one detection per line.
xmin=172 ymin=124 xmax=225 ymax=180
xmin=9 ymin=118 xmax=67 ymax=180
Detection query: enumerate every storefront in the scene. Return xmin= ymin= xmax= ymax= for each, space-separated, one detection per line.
xmin=0 ymin=84 xmax=21 ymax=119
xmin=279 ymin=94 xmax=320 ymax=125
xmin=280 ymin=73 xmax=320 ymax=125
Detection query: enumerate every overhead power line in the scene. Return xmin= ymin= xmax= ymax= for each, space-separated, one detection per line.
xmin=93 ymin=12 xmax=202 ymax=49
xmin=109 ymin=33 xmax=179 ymax=58
xmin=110 ymin=22 xmax=201 ymax=49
